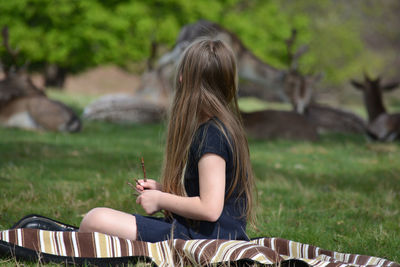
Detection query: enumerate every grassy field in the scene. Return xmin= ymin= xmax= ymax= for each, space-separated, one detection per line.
xmin=0 ymin=91 xmax=399 ymax=265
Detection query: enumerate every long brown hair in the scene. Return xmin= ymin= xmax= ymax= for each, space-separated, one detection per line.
xmin=161 ymin=38 xmax=255 ymax=224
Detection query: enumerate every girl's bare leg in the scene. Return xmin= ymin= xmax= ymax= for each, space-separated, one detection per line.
xmin=79 ymin=207 xmax=137 ymax=240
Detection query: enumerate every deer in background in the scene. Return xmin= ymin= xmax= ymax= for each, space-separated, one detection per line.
xmin=240 ymin=109 xmax=319 ymax=141
xmin=351 ymin=74 xmax=400 ymax=141
xmin=239 ymin=29 xmax=319 ymax=141
xmin=0 ymin=26 xmax=81 ymax=132
xmin=241 ymin=29 xmax=365 ymax=141
xmin=283 ymin=29 xmax=316 ymax=114
xmin=154 ymin=20 xmax=319 ymax=106
xmin=279 ymin=29 xmax=366 ymax=135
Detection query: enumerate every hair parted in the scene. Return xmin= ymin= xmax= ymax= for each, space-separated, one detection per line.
xmin=161 ymin=38 xmax=255 ymax=225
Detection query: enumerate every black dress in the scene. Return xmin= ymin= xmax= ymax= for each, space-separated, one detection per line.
xmin=134 ymin=119 xmax=248 ymax=242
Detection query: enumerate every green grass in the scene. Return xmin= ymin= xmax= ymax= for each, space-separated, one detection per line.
xmin=0 ymin=92 xmax=399 ymax=266
xmin=238 ymin=97 xmax=293 ymax=112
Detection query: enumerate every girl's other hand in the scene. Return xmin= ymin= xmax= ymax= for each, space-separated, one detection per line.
xmin=136 ymin=179 xmax=162 ymax=191
xmin=136 ymin=190 xmax=163 ymax=215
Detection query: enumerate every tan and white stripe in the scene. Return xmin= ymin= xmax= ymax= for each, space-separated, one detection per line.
xmin=56 ymin=232 xmax=66 ymax=256
xmin=146 ymin=240 xmax=173 ymax=267
xmin=160 ymin=240 xmax=174 ymax=267
xmin=125 ymin=238 xmax=133 ymax=256
xmin=196 ymin=239 xmax=215 ymax=263
xmin=39 ymin=230 xmax=53 ymax=254
xmin=1 ymin=230 xmax=9 ymax=242
xmin=210 ymin=240 xmax=247 ymax=263
xmin=236 ymin=243 xmax=262 ymax=261
xmin=70 ymin=231 xmax=79 ymax=257
xmin=16 ymin=228 xmax=23 ymax=247
xmin=147 ymin=241 xmax=162 ymax=265
xmin=94 ymin=232 xmax=114 ymax=257
xmin=182 ymin=239 xmax=207 ymax=264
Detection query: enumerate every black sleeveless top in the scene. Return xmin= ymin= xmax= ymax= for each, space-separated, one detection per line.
xmin=173 ymin=118 xmax=248 ymax=240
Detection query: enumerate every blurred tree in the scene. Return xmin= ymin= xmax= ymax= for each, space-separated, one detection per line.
xmin=357 ymin=0 xmax=400 ymax=80
xmin=279 ymin=0 xmax=366 ymax=86
xmin=279 ymin=0 xmax=400 ymax=88
xmin=0 ymin=0 xmax=132 ymax=87
xmin=0 ymin=0 xmax=309 ymax=88
xmin=220 ymin=0 xmax=311 ymax=69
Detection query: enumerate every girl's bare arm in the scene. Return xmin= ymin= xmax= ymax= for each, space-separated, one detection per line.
xmin=136 ymin=153 xmax=225 ymax=222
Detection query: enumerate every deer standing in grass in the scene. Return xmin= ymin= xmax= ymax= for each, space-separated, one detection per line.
xmin=0 ymin=27 xmax=81 ymax=132
xmin=351 ymin=74 xmax=400 ymax=141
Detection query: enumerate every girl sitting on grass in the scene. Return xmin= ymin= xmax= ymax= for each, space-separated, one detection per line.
xmin=79 ymin=38 xmax=255 ymax=242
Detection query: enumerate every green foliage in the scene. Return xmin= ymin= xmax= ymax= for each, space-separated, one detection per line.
xmin=0 ymin=0 xmax=130 ymax=72
xmin=279 ymin=0 xmax=390 ymax=85
xmin=0 ymin=0 xmax=309 ymax=74
xmin=307 ymin=18 xmax=365 ymax=83
xmin=221 ymin=1 xmax=311 ymax=68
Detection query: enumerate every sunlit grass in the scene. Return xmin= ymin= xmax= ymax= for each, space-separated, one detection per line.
xmin=238 ymin=97 xmax=292 ymax=112
xmin=46 ymin=89 xmax=99 ymax=115
xmin=0 ymin=92 xmax=399 ymax=265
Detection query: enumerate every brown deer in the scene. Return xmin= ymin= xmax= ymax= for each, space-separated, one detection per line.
xmin=279 ymin=29 xmax=366 ymax=135
xmin=238 ymin=29 xmax=318 ymax=141
xmin=241 ymin=109 xmax=319 ymax=141
xmin=303 ymin=103 xmax=367 ymax=134
xmin=239 ymin=28 xmax=364 ymax=140
xmin=270 ymin=69 xmax=366 ymax=135
xmin=0 ymin=27 xmax=81 ymax=132
xmin=351 ymin=74 xmax=400 ymax=141
xmin=286 ymin=72 xmax=367 ymax=135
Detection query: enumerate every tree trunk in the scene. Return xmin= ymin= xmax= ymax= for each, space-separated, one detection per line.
xmin=44 ymin=64 xmax=67 ymax=89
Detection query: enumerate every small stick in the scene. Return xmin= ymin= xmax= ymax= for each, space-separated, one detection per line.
xmin=127 ymin=181 xmax=137 ymax=190
xmin=127 ymin=180 xmax=142 ymax=194
xmin=141 ymin=157 xmax=147 ymax=182
xmin=134 ymin=178 xmax=141 ymax=186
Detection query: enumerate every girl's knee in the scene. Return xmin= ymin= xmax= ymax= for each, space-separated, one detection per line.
xmin=79 ymin=207 xmax=138 ymax=240
xmin=79 ymin=207 xmax=110 ymax=233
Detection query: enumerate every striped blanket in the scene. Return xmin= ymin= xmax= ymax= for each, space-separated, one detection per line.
xmin=0 ymin=229 xmax=398 ymax=267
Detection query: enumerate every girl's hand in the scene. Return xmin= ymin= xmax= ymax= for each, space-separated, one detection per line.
xmin=136 ymin=179 xmax=162 ymax=191
xmin=136 ymin=190 xmax=163 ymax=215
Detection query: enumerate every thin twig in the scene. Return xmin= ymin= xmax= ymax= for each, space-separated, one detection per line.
xmin=127 ymin=181 xmax=142 ymax=194
xmin=141 ymin=157 xmax=147 ymax=182
xmin=134 ymin=178 xmax=141 ymax=186
xmin=127 ymin=181 xmax=136 ymax=190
